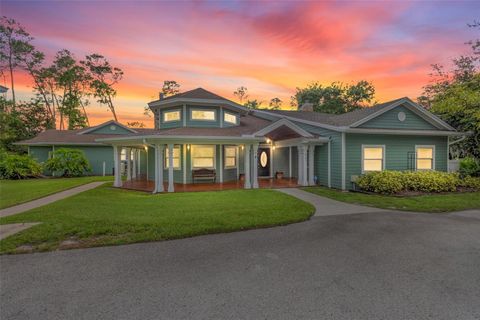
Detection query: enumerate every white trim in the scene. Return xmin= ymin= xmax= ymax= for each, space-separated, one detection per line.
xmin=415 ymin=145 xmax=436 ymax=171
xmin=189 ymin=108 xmax=217 ymax=122
xmin=244 ymin=144 xmax=251 ymax=189
xmin=308 ymin=145 xmax=315 ymax=186
xmin=341 ymin=133 xmax=346 ymax=190
xmin=236 ymin=146 xmax=240 ymax=179
xmin=344 ymin=128 xmax=463 ymax=136
xmin=167 ymin=144 xmax=174 ymax=192
xmin=361 ymin=144 xmax=386 ymax=174
xmin=96 ymin=135 xmax=266 ymax=144
xmin=164 ymin=144 xmax=181 ymax=170
xmin=253 ymin=118 xmax=313 ymax=138
xmin=272 ymin=137 xmax=328 ymax=148
xmin=78 ymin=120 xmax=137 ymax=135
xmin=148 ymin=97 xmax=249 ymax=114
xmin=224 ymin=145 xmax=237 ymax=169
xmin=223 ymin=111 xmax=238 ymax=125
xmin=162 ymin=109 xmax=182 ymax=123
xmin=156 ymin=144 xmax=165 ymax=193
xmin=220 ymin=107 xmax=224 ymax=128
xmin=190 ymin=144 xmax=216 ymax=170
xmin=183 ymin=144 xmax=187 ymax=184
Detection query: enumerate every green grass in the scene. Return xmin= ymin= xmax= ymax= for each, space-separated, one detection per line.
xmin=303 ymin=186 xmax=480 ymax=213
xmin=0 ymin=185 xmax=314 ymax=254
xmin=0 ymin=176 xmax=113 ymax=209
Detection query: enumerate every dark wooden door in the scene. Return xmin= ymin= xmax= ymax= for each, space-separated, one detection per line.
xmin=258 ymin=148 xmax=270 ymax=177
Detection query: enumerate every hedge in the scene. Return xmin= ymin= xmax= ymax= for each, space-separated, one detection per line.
xmin=356 ymin=170 xmax=480 ymax=195
xmin=0 ymin=153 xmax=42 ymax=179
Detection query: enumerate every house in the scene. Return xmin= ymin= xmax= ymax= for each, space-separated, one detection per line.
xmin=16 ymin=88 xmax=464 ymax=192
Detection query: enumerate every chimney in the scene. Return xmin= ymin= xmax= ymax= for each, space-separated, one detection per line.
xmin=159 ymin=92 xmax=164 ymax=100
xmin=299 ymin=101 xmax=314 ymax=112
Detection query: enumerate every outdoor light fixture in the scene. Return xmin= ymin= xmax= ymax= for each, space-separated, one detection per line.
xmin=187 ymin=144 xmax=190 ymax=150
xmin=266 ymin=138 xmax=271 ymax=144
xmin=241 ymin=145 xmax=244 ymax=150
xmin=144 ymin=146 xmax=148 ymax=151
xmin=272 ymin=145 xmax=276 ymax=150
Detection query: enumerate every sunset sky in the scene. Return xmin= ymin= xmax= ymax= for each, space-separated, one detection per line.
xmin=2 ymin=1 xmax=479 ymax=126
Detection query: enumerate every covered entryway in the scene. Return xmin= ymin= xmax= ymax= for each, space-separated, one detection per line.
xmin=257 ymin=148 xmax=271 ymax=177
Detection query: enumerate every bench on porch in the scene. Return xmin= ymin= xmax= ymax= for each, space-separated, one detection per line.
xmin=192 ymin=168 xmax=216 ymax=183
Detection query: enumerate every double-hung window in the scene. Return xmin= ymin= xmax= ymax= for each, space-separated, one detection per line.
xmin=224 ymin=146 xmax=237 ymax=168
xmin=416 ymin=146 xmax=434 ymax=170
xmin=164 ymin=145 xmax=181 ymax=169
xmin=192 ymin=145 xmax=215 ymax=169
xmin=191 ymin=109 xmax=216 ymax=121
xmin=362 ymin=145 xmax=385 ymax=173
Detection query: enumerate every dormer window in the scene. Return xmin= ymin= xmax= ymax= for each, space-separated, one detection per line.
xmin=191 ymin=109 xmax=216 ymax=121
xmin=164 ymin=110 xmax=181 ymax=122
xmin=224 ymin=112 xmax=237 ymax=125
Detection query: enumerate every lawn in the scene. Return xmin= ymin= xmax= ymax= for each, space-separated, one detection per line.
xmin=303 ymin=187 xmax=480 ymax=213
xmin=0 ymin=176 xmax=113 ymax=209
xmin=0 ymin=185 xmax=314 ymax=254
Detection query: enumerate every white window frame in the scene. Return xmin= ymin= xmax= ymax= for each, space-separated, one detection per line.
xmin=163 ymin=109 xmax=181 ymax=123
xmin=190 ymin=108 xmax=216 ymax=122
xmin=415 ymin=145 xmax=435 ymax=171
xmin=361 ymin=145 xmax=386 ymax=174
xmin=191 ymin=145 xmax=216 ymax=169
xmin=224 ymin=146 xmax=237 ymax=169
xmin=164 ymin=145 xmax=181 ymax=170
xmin=223 ymin=112 xmax=237 ymax=125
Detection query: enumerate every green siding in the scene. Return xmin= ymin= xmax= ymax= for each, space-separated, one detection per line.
xmin=359 ymin=105 xmax=437 ymax=130
xmin=345 ymin=133 xmax=448 ymax=189
xmin=30 ymin=145 xmax=114 ymax=176
xmin=315 ymin=144 xmax=329 ymax=186
xmin=273 ymin=147 xmax=291 ymax=177
xmin=86 ymin=123 xmax=133 ymax=134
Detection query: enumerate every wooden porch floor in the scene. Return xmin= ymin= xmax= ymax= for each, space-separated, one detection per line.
xmin=121 ymin=178 xmax=299 ymax=193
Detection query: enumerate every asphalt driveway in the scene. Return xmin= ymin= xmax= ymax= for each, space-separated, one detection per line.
xmin=1 ymin=210 xmax=479 ymax=320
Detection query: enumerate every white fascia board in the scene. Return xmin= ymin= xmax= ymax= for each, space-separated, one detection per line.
xmin=344 ymin=128 xmax=465 ymax=136
xmin=148 ymin=98 xmax=249 ymax=114
xmin=13 ymin=142 xmax=106 ymax=146
xmin=253 ymin=118 xmax=314 ymax=138
xmin=253 ymin=109 xmax=344 ymax=132
xmin=96 ymin=135 xmax=265 ymax=144
xmin=274 ymin=137 xmax=328 ymax=148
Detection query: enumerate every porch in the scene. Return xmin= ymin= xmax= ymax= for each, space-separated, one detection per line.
xmin=121 ymin=177 xmax=299 ymax=193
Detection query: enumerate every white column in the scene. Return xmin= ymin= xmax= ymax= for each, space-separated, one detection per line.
xmin=132 ymin=149 xmax=137 ymax=179
xmin=308 ymin=145 xmax=315 ymax=186
xmin=244 ymin=144 xmax=251 ymax=189
xmin=289 ymin=146 xmax=292 ymax=178
xmin=126 ymin=148 xmax=132 ymax=181
xmin=252 ymin=143 xmax=259 ymax=188
xmin=219 ymin=144 xmax=223 ymax=183
xmin=168 ymin=143 xmax=174 ymax=192
xmin=297 ymin=145 xmax=303 ymax=186
xmin=113 ymin=145 xmax=122 ymax=187
xmin=154 ymin=144 xmax=164 ymax=193
xmin=302 ymin=145 xmax=308 ymax=186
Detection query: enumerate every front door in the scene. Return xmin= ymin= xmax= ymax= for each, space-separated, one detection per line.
xmin=257 ymin=148 xmax=270 ymax=177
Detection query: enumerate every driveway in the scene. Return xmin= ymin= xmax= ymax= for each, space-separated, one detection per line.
xmin=1 ymin=209 xmax=479 ymax=320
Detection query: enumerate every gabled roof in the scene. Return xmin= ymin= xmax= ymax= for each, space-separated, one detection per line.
xmin=257 ymin=97 xmax=456 ymax=132
xmin=78 ymin=120 xmax=137 ymax=135
xmin=148 ymin=87 xmax=249 ymax=114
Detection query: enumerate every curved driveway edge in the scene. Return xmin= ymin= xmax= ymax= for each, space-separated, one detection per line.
xmin=0 ymin=181 xmax=106 ymax=218
xmin=278 ymin=188 xmax=389 ymax=216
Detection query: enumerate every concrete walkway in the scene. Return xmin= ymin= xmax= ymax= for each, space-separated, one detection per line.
xmin=279 ymin=188 xmax=388 ymax=216
xmin=0 ymin=223 xmax=40 ymax=240
xmin=0 ymin=181 xmax=106 ymax=218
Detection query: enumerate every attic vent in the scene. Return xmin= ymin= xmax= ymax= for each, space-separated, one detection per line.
xmin=299 ymin=102 xmax=314 ymax=112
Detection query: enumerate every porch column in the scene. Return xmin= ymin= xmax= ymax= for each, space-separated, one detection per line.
xmin=252 ymin=143 xmax=259 ymax=189
xmin=113 ymin=145 xmax=122 ymax=187
xmin=126 ymin=148 xmax=132 ymax=181
xmin=154 ymin=144 xmax=164 ymax=193
xmin=297 ymin=145 xmax=303 ymax=186
xmin=297 ymin=145 xmax=308 ymax=186
xmin=302 ymin=145 xmax=308 ymax=186
xmin=132 ymin=149 xmax=137 ymax=179
xmin=167 ymin=143 xmax=174 ymax=192
xmin=308 ymin=145 xmax=315 ymax=186
xmin=244 ymin=144 xmax=251 ymax=189
xmin=219 ymin=144 xmax=223 ymax=183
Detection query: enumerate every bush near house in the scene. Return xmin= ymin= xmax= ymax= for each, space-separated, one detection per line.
xmin=459 ymin=157 xmax=480 ymax=177
xmin=357 ymin=170 xmax=480 ymax=195
xmin=44 ymin=148 xmax=91 ymax=177
xmin=0 ymin=152 xmax=42 ymax=179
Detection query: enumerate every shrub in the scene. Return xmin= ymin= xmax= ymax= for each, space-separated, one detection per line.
xmin=458 ymin=176 xmax=480 ymax=190
xmin=356 ymin=171 xmax=405 ymax=194
xmin=357 ymin=170 xmax=459 ymax=195
xmin=44 ymin=148 xmax=91 ymax=177
xmin=459 ymin=157 xmax=480 ymax=177
xmin=0 ymin=153 xmax=42 ymax=179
